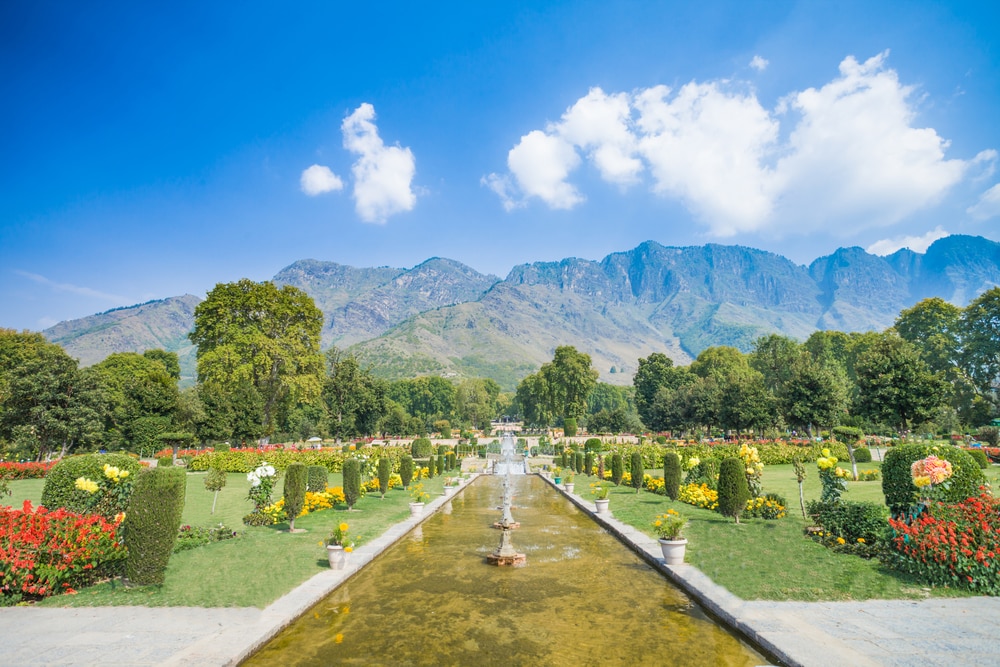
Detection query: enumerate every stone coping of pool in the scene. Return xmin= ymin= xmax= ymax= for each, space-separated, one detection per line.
xmin=161 ymin=473 xmax=482 ymax=667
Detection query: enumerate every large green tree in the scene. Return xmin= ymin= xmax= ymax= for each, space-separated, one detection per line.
xmin=324 ymin=348 xmax=388 ymax=438
xmin=189 ymin=279 xmax=324 ymax=439
xmin=633 ymin=352 xmax=690 ymax=429
xmin=543 ymin=345 xmax=598 ymax=421
xmin=780 ymin=354 xmax=848 ymax=436
xmin=854 ymin=333 xmax=948 ymax=431
xmin=0 ymin=330 xmax=104 ymax=459
xmin=388 ymin=376 xmax=456 ymax=426
xmin=90 ymin=352 xmax=179 ymax=451
xmin=959 ymin=287 xmax=1000 ymax=415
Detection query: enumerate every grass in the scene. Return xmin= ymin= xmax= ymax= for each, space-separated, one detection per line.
xmin=569 ymin=464 xmax=1000 ymax=602
xmin=4 ymin=472 xmax=445 ymax=608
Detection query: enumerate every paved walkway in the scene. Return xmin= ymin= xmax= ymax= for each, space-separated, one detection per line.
xmin=1 ymin=473 xmax=998 ymax=666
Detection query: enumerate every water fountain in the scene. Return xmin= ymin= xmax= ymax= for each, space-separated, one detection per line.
xmin=487 ymin=433 xmax=525 ymax=565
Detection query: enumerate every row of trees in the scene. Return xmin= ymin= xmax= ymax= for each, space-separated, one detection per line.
xmin=633 ymin=289 xmax=1000 ymax=436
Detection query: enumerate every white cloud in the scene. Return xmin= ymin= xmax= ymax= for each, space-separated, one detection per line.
xmin=750 ymin=55 xmax=769 ymax=71
xmin=506 ymin=129 xmax=583 ymax=209
xmin=967 ymin=183 xmax=1000 ymax=220
xmin=867 ymin=226 xmax=950 ymax=256
xmin=341 ymin=103 xmax=416 ymax=223
xmin=300 ymin=164 xmax=343 ymax=196
xmin=486 ymin=52 xmax=984 ymax=240
xmin=15 ymin=270 xmax=129 ymax=303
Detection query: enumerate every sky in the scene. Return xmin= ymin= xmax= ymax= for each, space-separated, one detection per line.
xmin=2 ymin=1 xmax=999 ymax=332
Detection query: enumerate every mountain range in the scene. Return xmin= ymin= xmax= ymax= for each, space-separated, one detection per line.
xmin=42 ymin=235 xmax=1000 ymax=390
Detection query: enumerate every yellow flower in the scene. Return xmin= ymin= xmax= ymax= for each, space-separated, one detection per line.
xmin=74 ymin=477 xmax=99 ymax=493
xmin=334 ymin=633 xmax=344 ymax=644
xmin=913 ymin=475 xmax=931 ymax=488
xmin=344 ymin=546 xmax=353 ymax=553
xmin=339 ymin=522 xmax=349 ymax=533
xmin=654 ymin=520 xmax=663 ymax=527
xmin=857 ymin=538 xmax=866 ymax=544
xmin=836 ymin=537 xmax=845 ymax=545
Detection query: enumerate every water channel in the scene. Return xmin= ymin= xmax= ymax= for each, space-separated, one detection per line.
xmin=244 ymin=475 xmax=765 ymax=666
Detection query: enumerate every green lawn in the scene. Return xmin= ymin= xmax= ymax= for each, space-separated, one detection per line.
xmin=570 ymin=466 xmax=995 ymax=602
xmin=5 ymin=472 xmax=446 ymax=608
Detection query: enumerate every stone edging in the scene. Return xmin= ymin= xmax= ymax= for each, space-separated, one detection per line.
xmin=162 ymin=474 xmax=481 ymax=666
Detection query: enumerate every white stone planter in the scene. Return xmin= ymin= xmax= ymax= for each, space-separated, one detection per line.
xmin=595 ymin=498 xmax=610 ymax=514
xmin=326 ymin=545 xmax=347 ymax=570
xmin=409 ymin=502 xmax=425 ymax=516
xmin=658 ymin=538 xmax=687 ymax=565
xmin=564 ymin=482 xmax=575 ymax=493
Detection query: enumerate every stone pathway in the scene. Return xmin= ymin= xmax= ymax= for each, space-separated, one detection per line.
xmin=2 ymin=473 xmax=998 ymax=666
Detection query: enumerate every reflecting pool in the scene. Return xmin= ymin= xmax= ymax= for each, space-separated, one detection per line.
xmin=244 ymin=475 xmax=765 ymax=666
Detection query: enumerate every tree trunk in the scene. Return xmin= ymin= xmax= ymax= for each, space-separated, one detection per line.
xmin=211 ymin=490 xmax=219 ymax=515
xmin=845 ymin=439 xmax=858 ymax=481
xmin=798 ymin=480 xmax=806 ymax=519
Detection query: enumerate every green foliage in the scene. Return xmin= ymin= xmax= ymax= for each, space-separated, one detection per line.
xmin=977 ymin=427 xmax=999 ymax=447
xmin=41 ymin=453 xmax=141 ymax=514
xmin=189 ymin=279 xmax=324 ymax=436
xmin=853 ymin=446 xmax=872 ymax=463
xmin=584 ymin=452 xmax=593 ymax=477
xmin=574 ymin=451 xmax=584 ymax=474
xmin=663 ymin=452 xmax=682 ymax=500
xmin=854 ymin=333 xmax=948 ymax=431
xmin=400 ymin=455 xmax=414 ymax=489
xmin=684 ymin=458 xmax=720 ymax=490
xmin=629 ymin=452 xmax=644 ymax=492
xmin=157 ymin=456 xmax=174 ymax=467
xmin=411 ymin=438 xmax=432 ymax=458
xmin=882 ymin=444 xmax=986 ymax=516
xmin=124 ymin=467 xmax=186 ymax=585
xmin=447 ymin=452 xmax=456 ymax=471
xmin=807 ymin=500 xmax=888 ymax=546
xmin=717 ymin=457 xmax=750 ymax=522
xmin=965 ymin=449 xmax=989 ymax=470
xmin=584 ymin=438 xmax=602 ymax=452
xmin=563 ymin=418 xmax=577 ymax=437
xmin=306 ymin=465 xmax=328 ymax=492
xmin=282 ymin=463 xmax=307 ymax=528
xmin=342 ymin=459 xmax=361 ymax=509
xmin=204 ymin=468 xmax=228 ymax=493
xmin=610 ymin=453 xmax=623 ymax=486
xmin=377 ymin=457 xmax=391 ymax=497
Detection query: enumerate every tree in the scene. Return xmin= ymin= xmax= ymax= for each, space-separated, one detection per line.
xmin=633 ymin=353 xmax=688 ymax=429
xmin=543 ymin=346 xmax=598 ymax=421
xmin=959 ymin=287 xmax=1000 ymax=413
xmin=630 ymin=451 xmax=644 ymax=494
xmin=780 ymin=355 xmax=848 ymax=436
xmin=854 ymin=333 xmax=948 ymax=432
xmin=455 ymin=378 xmax=495 ymax=430
xmin=388 ymin=376 xmax=456 ymax=427
xmin=690 ymin=346 xmax=750 ymax=382
xmin=717 ymin=371 xmax=775 ymax=435
xmin=514 ymin=371 xmax=553 ymax=427
xmin=324 ymin=348 xmax=389 ymax=439
xmin=90 ymin=352 xmax=179 ymax=451
xmin=189 ymin=279 xmax=324 ymax=440
xmin=0 ymin=330 xmax=105 ymax=460
xmin=717 ymin=457 xmax=750 ymax=524
xmin=749 ymin=334 xmax=801 ymax=393
xmin=895 ymin=298 xmax=961 ymax=376
xmin=143 ymin=349 xmax=181 ymax=380
xmin=283 ymin=463 xmax=307 ymax=531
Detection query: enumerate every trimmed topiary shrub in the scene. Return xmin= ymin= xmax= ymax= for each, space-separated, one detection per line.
xmin=437 ymin=454 xmax=446 ymax=475
xmin=584 ymin=438 xmax=602 ymax=453
xmin=663 ymin=452 xmax=682 ymax=501
xmin=882 ymin=444 xmax=985 ymax=517
xmin=630 ymin=452 xmax=644 ymax=493
xmin=400 ymin=455 xmax=414 ymax=489
xmin=426 ymin=455 xmax=435 ymax=479
xmin=41 ymin=453 xmax=141 ymax=514
xmin=853 ymin=446 xmax=872 ymax=463
xmin=124 ymin=467 xmax=186 ymax=585
xmin=806 ymin=499 xmax=887 ymax=545
xmin=717 ymin=457 xmax=750 ymax=523
xmin=283 ymin=463 xmax=307 ymax=530
xmin=411 ymin=438 xmax=433 ymax=458
xmin=447 ymin=452 xmax=456 ymax=471
xmin=156 ymin=456 xmax=174 ymax=467
xmin=584 ymin=452 xmax=594 ymax=477
xmin=611 ymin=453 xmax=623 ymax=486
xmin=966 ymin=449 xmax=989 ymax=470
xmin=306 ymin=465 xmax=328 ymax=492
xmin=342 ymin=459 xmax=361 ymax=509
xmin=205 ymin=467 xmax=227 ymax=515
xmin=574 ymin=452 xmax=584 ymax=475
xmin=378 ymin=457 xmax=391 ymax=498
xmin=563 ymin=418 xmax=577 ymax=438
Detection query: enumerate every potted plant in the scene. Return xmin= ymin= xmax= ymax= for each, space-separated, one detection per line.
xmin=325 ymin=522 xmax=356 ymax=570
xmin=652 ymin=509 xmax=688 ymax=565
xmin=590 ymin=482 xmax=610 ymax=514
xmin=553 ymin=467 xmax=563 ymax=485
xmin=410 ymin=483 xmax=430 ymax=515
xmin=443 ymin=476 xmax=459 ymax=496
xmin=563 ymin=472 xmax=575 ymax=494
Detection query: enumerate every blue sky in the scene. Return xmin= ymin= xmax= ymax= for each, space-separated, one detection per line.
xmin=2 ymin=1 xmax=999 ymax=331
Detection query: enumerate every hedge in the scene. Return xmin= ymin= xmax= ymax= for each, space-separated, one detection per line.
xmin=41 ymin=454 xmax=141 ymax=514
xmin=882 ymin=444 xmax=985 ymax=517
xmin=306 ymin=465 xmax=329 ymax=492
xmin=124 ymin=467 xmax=186 ymax=585
xmin=188 ymin=447 xmax=409 ymax=474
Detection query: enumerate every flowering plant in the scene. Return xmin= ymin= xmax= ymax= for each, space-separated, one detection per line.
xmin=684 ymin=456 xmax=701 ymax=471
xmin=739 ymin=444 xmax=764 ymax=497
xmin=816 ymin=449 xmax=847 ymax=503
xmin=410 ymin=483 xmax=430 ymax=504
xmin=326 ymin=522 xmax=355 ymax=550
xmin=71 ymin=463 xmax=134 ymax=518
xmin=246 ymin=462 xmax=277 ymax=511
xmin=911 ymin=455 xmax=952 ymax=502
xmin=652 ymin=509 xmax=686 ymax=540
xmin=589 ymin=482 xmax=610 ymax=500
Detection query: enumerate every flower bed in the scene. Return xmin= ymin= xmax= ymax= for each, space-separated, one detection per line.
xmin=678 ymin=483 xmax=719 ymax=510
xmin=0 ymin=461 xmax=56 ymax=480
xmin=0 ymin=500 xmax=125 ymax=602
xmin=887 ymin=492 xmax=1000 ymax=595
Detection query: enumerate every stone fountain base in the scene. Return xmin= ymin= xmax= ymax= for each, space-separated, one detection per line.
xmin=491 ymin=521 xmax=520 ymax=529
xmin=486 ymin=552 xmax=526 ymax=566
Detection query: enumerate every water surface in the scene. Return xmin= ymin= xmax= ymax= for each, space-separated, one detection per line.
xmin=245 ymin=475 xmax=764 ymax=666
